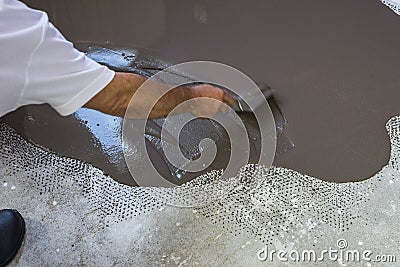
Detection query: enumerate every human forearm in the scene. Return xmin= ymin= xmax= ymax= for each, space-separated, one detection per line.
xmin=84 ymin=72 xmax=234 ymax=119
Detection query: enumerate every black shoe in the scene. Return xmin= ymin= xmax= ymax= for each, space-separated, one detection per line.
xmin=0 ymin=210 xmax=25 ymax=267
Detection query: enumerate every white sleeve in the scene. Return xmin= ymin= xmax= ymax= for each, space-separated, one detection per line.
xmin=0 ymin=0 xmax=115 ymax=117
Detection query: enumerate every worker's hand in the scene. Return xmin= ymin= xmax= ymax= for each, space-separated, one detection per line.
xmin=186 ymin=84 xmax=235 ymax=118
xmin=85 ymin=72 xmax=235 ymax=119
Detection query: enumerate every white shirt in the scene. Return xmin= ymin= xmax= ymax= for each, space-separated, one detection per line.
xmin=0 ymin=0 xmax=115 ymax=117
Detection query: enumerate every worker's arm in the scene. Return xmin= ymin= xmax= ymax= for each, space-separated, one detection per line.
xmin=0 ymin=1 xmax=234 ymax=118
xmin=84 ymin=72 xmax=235 ymax=119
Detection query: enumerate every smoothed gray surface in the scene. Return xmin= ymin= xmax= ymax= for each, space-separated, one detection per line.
xmin=13 ymin=0 xmax=400 ymax=182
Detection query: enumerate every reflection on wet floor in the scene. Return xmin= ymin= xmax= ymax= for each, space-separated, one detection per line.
xmin=73 ymin=109 xmax=125 ymax=172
